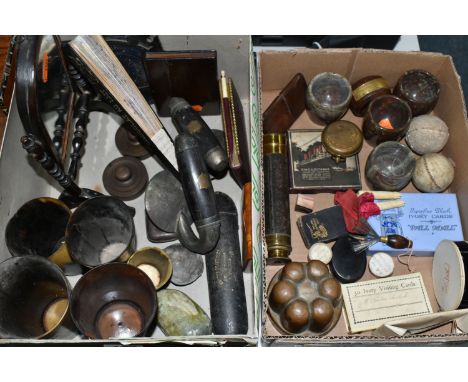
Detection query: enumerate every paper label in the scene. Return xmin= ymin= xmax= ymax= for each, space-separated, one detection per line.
xmin=342 ymin=273 xmax=433 ymax=333
xmin=151 ymin=129 xmax=178 ymax=171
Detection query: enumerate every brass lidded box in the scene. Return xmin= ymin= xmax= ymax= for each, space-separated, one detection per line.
xmin=321 ymin=120 xmax=363 ymax=162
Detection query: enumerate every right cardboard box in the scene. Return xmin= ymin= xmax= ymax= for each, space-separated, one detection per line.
xmin=255 ymin=48 xmax=468 ymax=345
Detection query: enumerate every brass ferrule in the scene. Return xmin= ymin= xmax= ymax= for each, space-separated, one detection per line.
xmin=266 ymin=233 xmax=292 ymax=264
xmin=263 ymin=133 xmax=286 ymax=155
xmin=380 ymin=236 xmax=388 ymax=244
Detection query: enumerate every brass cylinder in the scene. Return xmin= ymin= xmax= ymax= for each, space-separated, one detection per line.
xmin=263 ymin=132 xmax=291 ymax=265
xmin=266 ymin=234 xmax=292 ymax=264
xmin=263 ymin=133 xmax=286 ymax=155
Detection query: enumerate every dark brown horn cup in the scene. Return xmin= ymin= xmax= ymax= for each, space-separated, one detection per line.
xmin=70 ymin=263 xmax=157 ymax=339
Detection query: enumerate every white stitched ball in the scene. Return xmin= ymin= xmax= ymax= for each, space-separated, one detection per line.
xmin=406 ymin=115 xmax=449 ymax=155
xmin=412 ymin=153 xmax=455 ymax=193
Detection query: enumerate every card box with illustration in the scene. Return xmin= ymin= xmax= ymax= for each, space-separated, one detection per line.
xmin=367 ymin=193 xmax=463 ymax=256
xmin=288 ymin=129 xmax=361 ymax=192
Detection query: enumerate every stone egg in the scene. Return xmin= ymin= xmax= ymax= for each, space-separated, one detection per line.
xmin=365 ymin=141 xmax=416 ymax=191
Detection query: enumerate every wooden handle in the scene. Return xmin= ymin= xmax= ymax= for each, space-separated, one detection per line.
xmin=242 ymin=182 xmax=253 ymax=271
xmin=385 ymin=235 xmax=412 ymax=249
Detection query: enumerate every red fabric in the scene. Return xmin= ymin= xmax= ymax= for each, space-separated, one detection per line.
xmin=334 ymin=189 xmax=360 ymax=233
xmin=357 ymin=192 xmax=374 ymax=205
xmin=358 ymin=192 xmax=382 ymax=219
xmin=334 ymin=190 xmax=383 ymax=232
xmin=359 ymin=202 xmax=381 ymax=218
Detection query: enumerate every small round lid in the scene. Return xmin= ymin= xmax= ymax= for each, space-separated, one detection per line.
xmin=322 ymin=120 xmax=363 ymax=159
xmin=433 ymin=240 xmax=466 ymax=311
xmin=115 ymin=124 xmax=150 ymax=159
xmin=369 ymin=252 xmax=394 ymax=278
xmin=102 ymin=156 xmax=148 ymax=201
xmin=330 ymin=237 xmax=367 ymax=284
xmin=308 ymin=243 xmax=333 ymax=264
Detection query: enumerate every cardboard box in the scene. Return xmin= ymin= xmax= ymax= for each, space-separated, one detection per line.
xmin=256 ymin=49 xmax=468 ymax=345
xmin=0 ymin=36 xmax=260 ymax=346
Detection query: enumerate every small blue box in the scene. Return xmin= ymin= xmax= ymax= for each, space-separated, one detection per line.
xmin=367 ymin=193 xmax=464 ymax=256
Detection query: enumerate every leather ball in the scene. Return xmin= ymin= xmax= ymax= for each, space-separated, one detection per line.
xmin=412 ymin=153 xmax=455 ymax=193
xmin=406 ymin=115 xmax=449 ymax=155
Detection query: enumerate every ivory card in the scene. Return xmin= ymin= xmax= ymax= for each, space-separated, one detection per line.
xmin=342 ymin=273 xmax=433 ymax=333
xmin=367 ymin=193 xmax=462 ymax=256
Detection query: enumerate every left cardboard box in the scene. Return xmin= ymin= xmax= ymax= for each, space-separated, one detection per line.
xmin=0 ymin=35 xmax=259 ymax=346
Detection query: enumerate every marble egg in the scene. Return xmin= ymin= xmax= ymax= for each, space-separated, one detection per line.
xmin=306 ymin=72 xmax=352 ymax=123
xmin=365 ymin=141 xmax=416 ymax=191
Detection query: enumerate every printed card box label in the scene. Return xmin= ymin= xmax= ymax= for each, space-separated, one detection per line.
xmin=342 ymin=273 xmax=433 ymax=333
xmin=368 ymin=193 xmax=463 ymax=255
